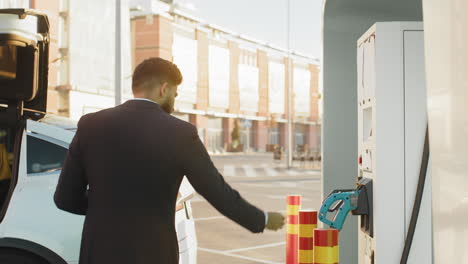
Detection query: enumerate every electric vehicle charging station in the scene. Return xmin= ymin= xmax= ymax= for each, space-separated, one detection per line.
xmin=319 ymin=22 xmax=432 ymax=264
xmin=322 ymin=0 xmax=468 ymax=263
xmin=356 ymin=22 xmax=431 ymax=264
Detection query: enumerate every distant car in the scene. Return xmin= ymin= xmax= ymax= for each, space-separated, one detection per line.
xmin=0 ymin=9 xmax=197 ymax=264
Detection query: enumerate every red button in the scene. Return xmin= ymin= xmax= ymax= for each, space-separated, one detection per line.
xmin=358 ymin=156 xmax=362 ymax=165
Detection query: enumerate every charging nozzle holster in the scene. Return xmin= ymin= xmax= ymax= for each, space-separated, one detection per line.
xmin=319 ymin=178 xmax=373 ymax=236
xmin=352 ymin=178 xmax=373 ymax=237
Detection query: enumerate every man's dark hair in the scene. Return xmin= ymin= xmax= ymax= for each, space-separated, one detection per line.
xmin=132 ymin=57 xmax=183 ymax=94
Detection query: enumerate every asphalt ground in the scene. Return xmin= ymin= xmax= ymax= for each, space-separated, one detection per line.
xmin=191 ymin=153 xmax=322 ymax=264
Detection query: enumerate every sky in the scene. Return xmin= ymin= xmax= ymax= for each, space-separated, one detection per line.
xmin=185 ymin=0 xmax=323 ymax=59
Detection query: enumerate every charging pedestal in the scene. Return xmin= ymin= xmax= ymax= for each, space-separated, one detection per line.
xmin=357 ymin=22 xmax=432 ymax=264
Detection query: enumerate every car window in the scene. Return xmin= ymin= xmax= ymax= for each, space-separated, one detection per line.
xmin=27 ymin=135 xmax=67 ymax=175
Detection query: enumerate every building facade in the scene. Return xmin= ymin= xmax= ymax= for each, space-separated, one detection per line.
xmin=0 ymin=0 xmax=322 ymax=154
xmin=0 ymin=0 xmax=134 ymax=120
xmin=131 ymin=1 xmax=321 ymax=153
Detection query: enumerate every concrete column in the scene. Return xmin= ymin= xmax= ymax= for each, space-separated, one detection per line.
xmin=254 ymin=120 xmax=269 ymax=152
xmin=305 ymin=125 xmax=312 ymax=150
xmin=31 ymin=0 xmax=61 ymax=115
xmin=196 ymin=29 xmax=209 ymax=110
xmin=223 ymin=118 xmax=235 ymax=148
xmin=229 ymin=41 xmax=240 ymax=114
xmin=279 ymin=123 xmax=287 ymax=149
xmin=133 ymin=15 xmax=173 ymax=66
xmin=257 ymin=50 xmax=269 ymax=117
xmin=307 ymin=125 xmax=321 ymax=152
xmin=309 ymin=64 xmax=320 ymax=122
xmin=156 ymin=16 xmax=173 ymax=60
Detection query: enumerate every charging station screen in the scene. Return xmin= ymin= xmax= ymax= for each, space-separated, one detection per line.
xmin=0 ymin=45 xmax=17 ymax=80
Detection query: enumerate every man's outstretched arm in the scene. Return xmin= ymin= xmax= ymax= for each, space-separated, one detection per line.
xmin=179 ymin=125 xmax=284 ymax=233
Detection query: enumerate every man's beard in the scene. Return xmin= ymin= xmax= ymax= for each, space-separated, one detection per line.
xmin=161 ymin=100 xmax=173 ymax=114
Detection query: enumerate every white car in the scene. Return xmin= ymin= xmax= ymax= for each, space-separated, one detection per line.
xmin=0 ymin=9 xmax=197 ymax=264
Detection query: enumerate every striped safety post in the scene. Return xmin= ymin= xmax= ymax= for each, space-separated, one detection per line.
xmin=299 ymin=210 xmax=317 ymax=264
xmin=314 ymin=228 xmax=339 ymax=264
xmin=286 ymin=195 xmax=302 ymax=264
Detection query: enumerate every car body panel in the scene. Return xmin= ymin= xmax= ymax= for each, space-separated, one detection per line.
xmin=0 ymin=118 xmax=198 ymax=263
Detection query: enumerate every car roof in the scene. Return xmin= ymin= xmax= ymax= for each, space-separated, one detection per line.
xmin=38 ymin=114 xmax=77 ymax=131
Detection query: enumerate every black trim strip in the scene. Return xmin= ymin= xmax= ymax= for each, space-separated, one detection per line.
xmin=0 ymin=237 xmax=67 ymax=264
xmin=400 ymin=126 xmax=430 ymax=264
xmin=0 ymin=119 xmax=25 ymax=223
xmin=0 ymin=34 xmax=37 ymax=47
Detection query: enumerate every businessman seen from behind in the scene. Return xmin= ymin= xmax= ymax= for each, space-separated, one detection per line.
xmin=54 ymin=57 xmax=285 ymax=264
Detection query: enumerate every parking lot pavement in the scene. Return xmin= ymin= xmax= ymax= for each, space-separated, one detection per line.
xmin=210 ymin=153 xmax=321 ymax=178
xmin=192 ymin=153 xmax=322 ymax=264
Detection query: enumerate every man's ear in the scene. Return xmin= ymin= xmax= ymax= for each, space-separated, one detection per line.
xmin=159 ymin=82 xmax=169 ymax=97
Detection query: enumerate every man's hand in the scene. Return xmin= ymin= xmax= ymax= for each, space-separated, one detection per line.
xmin=265 ymin=212 xmax=285 ymax=231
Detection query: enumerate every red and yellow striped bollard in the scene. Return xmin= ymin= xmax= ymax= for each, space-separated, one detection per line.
xmin=299 ymin=210 xmax=317 ymax=264
xmin=314 ymin=228 xmax=339 ymax=264
xmin=286 ymin=195 xmax=301 ymax=264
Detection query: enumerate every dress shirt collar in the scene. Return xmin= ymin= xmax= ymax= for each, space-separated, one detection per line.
xmin=128 ymin=98 xmax=159 ymax=105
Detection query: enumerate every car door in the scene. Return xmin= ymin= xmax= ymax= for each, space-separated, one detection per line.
xmin=176 ymin=177 xmax=197 ymax=264
xmin=0 ymin=130 xmax=84 ymax=262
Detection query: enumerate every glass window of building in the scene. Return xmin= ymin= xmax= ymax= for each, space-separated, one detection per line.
xmin=239 ymin=50 xmax=259 ymax=112
xmin=173 ymin=34 xmax=198 ymax=107
xmin=268 ymin=61 xmax=285 ymax=114
xmin=240 ymin=119 xmax=255 ymax=151
xmin=206 ymin=117 xmax=224 ymax=153
xmin=294 ymin=124 xmax=307 ymax=148
xmin=208 ymin=45 xmax=230 ymax=108
xmin=293 ymin=67 xmax=311 ymax=116
xmin=268 ymin=126 xmax=280 ymax=145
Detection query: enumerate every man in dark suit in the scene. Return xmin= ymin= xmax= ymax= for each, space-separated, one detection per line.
xmin=54 ymin=57 xmax=285 ymax=264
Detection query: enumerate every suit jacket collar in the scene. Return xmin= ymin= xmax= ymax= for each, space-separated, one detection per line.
xmin=120 ymin=99 xmax=163 ymax=110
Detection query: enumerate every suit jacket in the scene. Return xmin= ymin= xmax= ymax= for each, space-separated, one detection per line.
xmin=54 ymin=100 xmax=266 ymax=264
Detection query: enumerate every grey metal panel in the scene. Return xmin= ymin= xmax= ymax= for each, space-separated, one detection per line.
xmin=322 ymin=0 xmax=423 ymax=263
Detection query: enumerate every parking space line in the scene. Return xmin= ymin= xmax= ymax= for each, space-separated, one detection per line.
xmin=239 ymin=182 xmax=275 ymax=188
xmin=264 ymin=194 xmax=312 ymax=202
xmin=198 ymin=247 xmax=282 ymax=264
xmin=261 ymin=163 xmax=279 ymax=177
xmin=303 ymin=170 xmax=321 ymax=176
xmin=193 ymin=216 xmax=224 ymax=222
xmin=229 ymin=178 xmax=320 ymax=184
xmin=279 ymin=181 xmax=297 ymax=188
xmin=223 ymin=165 xmax=236 ymax=177
xmin=225 ymin=241 xmax=285 ymax=253
xmin=242 ymin=165 xmax=257 ymax=177
xmin=286 ymin=169 xmax=301 ymax=176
